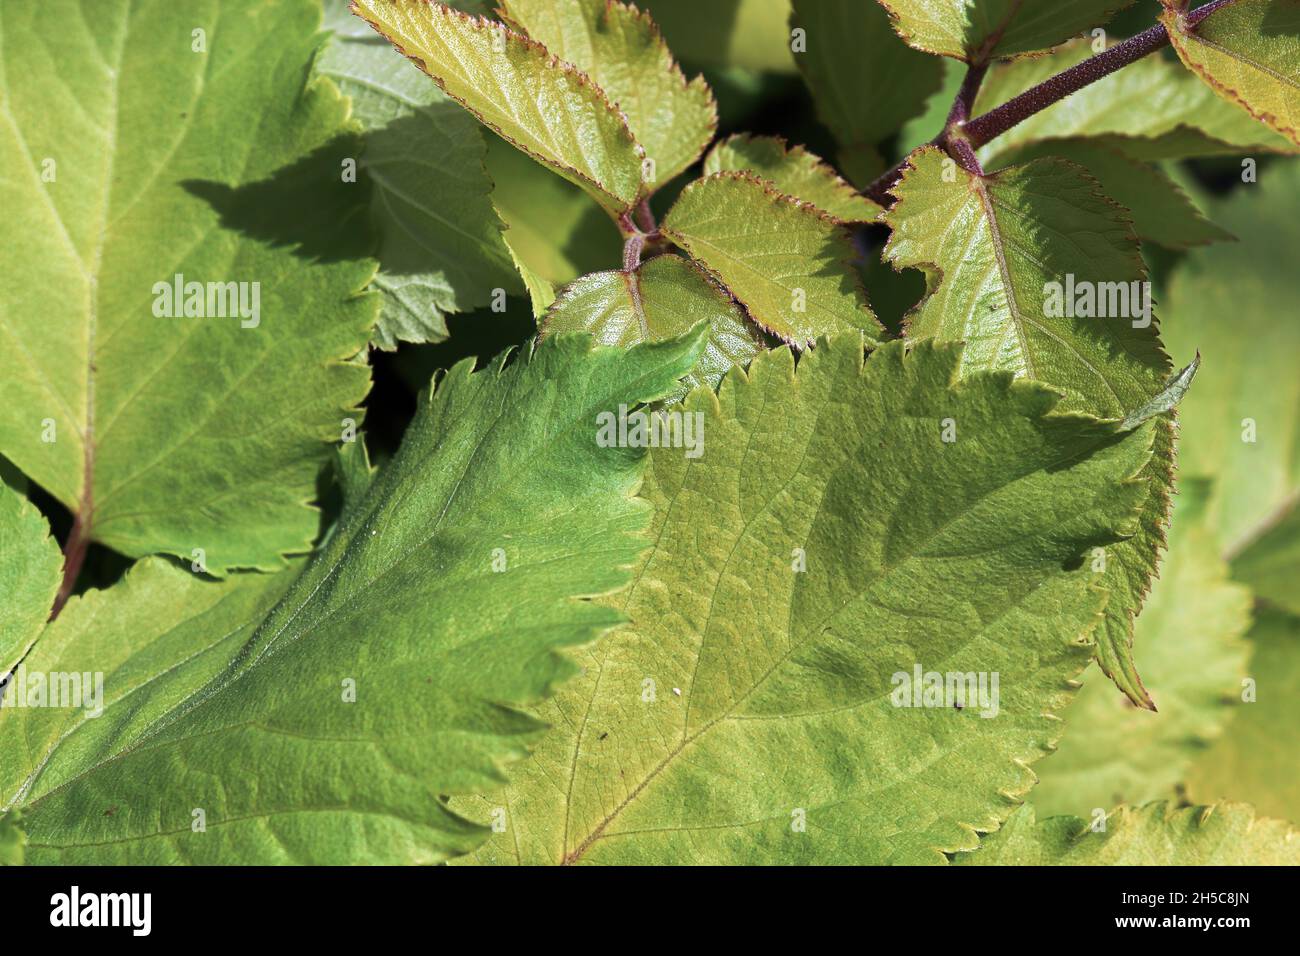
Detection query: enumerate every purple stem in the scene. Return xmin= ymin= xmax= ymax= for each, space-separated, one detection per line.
xmin=863 ymin=0 xmax=1237 ymax=207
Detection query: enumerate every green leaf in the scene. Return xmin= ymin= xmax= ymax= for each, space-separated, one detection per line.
xmin=318 ymin=0 xmax=521 ymax=349
xmin=484 ymin=135 xmax=623 ymax=286
xmin=1232 ymin=507 xmax=1300 ymax=616
xmin=450 ymin=338 xmax=1156 ymax=865
xmin=957 ymin=802 xmax=1300 ymax=865
xmin=661 ymin=172 xmax=881 ymax=347
xmin=1163 ymin=164 xmax=1300 ymax=554
xmin=540 ymin=255 xmax=761 ymax=398
xmin=790 ymin=0 xmax=945 ymax=153
xmin=0 ymin=483 xmax=60 ymax=674
xmin=0 ymin=331 xmax=709 ymax=864
xmin=703 ymin=134 xmax=881 ymax=222
xmin=1186 ymin=608 xmax=1300 ymax=824
xmin=1029 ymin=481 xmax=1252 ymax=818
xmin=500 ymin=0 xmax=716 ymax=189
xmin=990 ymin=140 xmax=1232 ymax=250
xmin=504 ymin=232 xmax=557 ymax=319
xmin=1165 ymin=0 xmax=1300 ymax=148
xmin=0 ymin=811 xmax=23 ymax=866
xmin=0 ymin=0 xmax=374 ymax=571
xmin=878 ymin=0 xmax=1134 ymax=63
xmin=976 ymin=39 xmax=1298 ymax=161
xmin=352 ymin=0 xmax=645 ymax=213
xmin=636 ymin=0 xmax=797 ymax=74
xmin=884 ymin=149 xmax=1169 ymax=417
xmin=884 ymin=148 xmax=1177 ymax=708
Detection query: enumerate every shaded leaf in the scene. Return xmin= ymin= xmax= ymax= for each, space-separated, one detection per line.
xmin=1232 ymin=506 xmax=1300 ymax=616
xmin=1163 ymin=162 xmax=1300 ymax=554
xmin=791 ymin=0 xmax=945 ymax=153
xmin=485 ymin=135 xmax=622 ymax=286
xmin=1186 ymin=608 xmax=1300 ymax=823
xmin=319 ymin=0 xmax=520 ymax=349
xmin=636 ymin=0 xmax=797 ymax=73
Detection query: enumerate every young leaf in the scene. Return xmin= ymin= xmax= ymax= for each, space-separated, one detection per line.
xmin=1164 ymin=163 xmax=1300 ymax=554
xmin=990 ymin=140 xmax=1232 ymax=250
xmin=704 ymin=134 xmax=881 ymax=222
xmin=884 ymin=148 xmax=1177 ymax=708
xmin=540 ymin=255 xmax=761 ymax=398
xmin=957 ymin=802 xmax=1300 ymax=865
xmin=1029 ymin=482 xmax=1252 ymax=818
xmin=790 ymin=0 xmax=945 ymax=159
xmin=0 ymin=331 xmax=709 ymax=864
xmin=0 ymin=483 xmax=60 ymax=673
xmin=661 ymin=172 xmax=881 ymax=347
xmin=318 ymin=0 xmax=520 ymax=349
xmin=450 ymin=338 xmax=1156 ymax=865
xmin=1164 ymin=0 xmax=1300 ymax=148
xmin=1186 ymin=609 xmax=1300 ymax=824
xmin=352 ymin=0 xmax=645 ymax=213
xmin=975 ymin=39 xmax=1298 ymax=162
xmin=878 ymin=0 xmax=1134 ymax=63
xmin=0 ymin=0 xmax=374 ymax=571
xmin=499 ymin=0 xmax=716 ymax=189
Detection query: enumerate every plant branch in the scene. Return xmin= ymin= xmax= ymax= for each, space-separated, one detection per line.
xmin=863 ymin=0 xmax=1232 ymax=207
xmin=962 ymin=22 xmax=1171 ymax=149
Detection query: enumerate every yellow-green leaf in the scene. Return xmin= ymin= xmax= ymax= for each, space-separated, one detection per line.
xmin=884 ymin=147 xmax=1177 ymax=708
xmin=541 ymin=255 xmax=760 ymax=398
xmin=704 ymin=134 xmax=881 ymax=222
xmin=0 ymin=482 xmax=60 ymax=674
xmin=1165 ymin=0 xmax=1300 ymax=148
xmin=1186 ymin=608 xmax=1300 ymax=823
xmin=449 ymin=338 xmax=1156 ymax=865
xmin=500 ymin=0 xmax=716 ymax=188
xmin=1030 ymin=481 xmax=1252 ymax=818
xmin=958 ymin=802 xmax=1300 ymax=865
xmin=661 ymin=172 xmax=880 ymax=347
xmin=352 ymin=0 xmax=646 ymax=212
xmin=879 ymin=0 xmax=1134 ymax=63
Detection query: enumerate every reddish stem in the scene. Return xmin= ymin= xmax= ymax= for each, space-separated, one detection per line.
xmin=51 ymin=507 xmax=91 ymax=620
xmin=863 ymin=0 xmax=1233 ymax=207
xmin=962 ymin=22 xmax=1172 ymax=149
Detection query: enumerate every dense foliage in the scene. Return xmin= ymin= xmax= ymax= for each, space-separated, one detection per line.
xmin=1 ymin=0 xmax=1297 ymax=866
